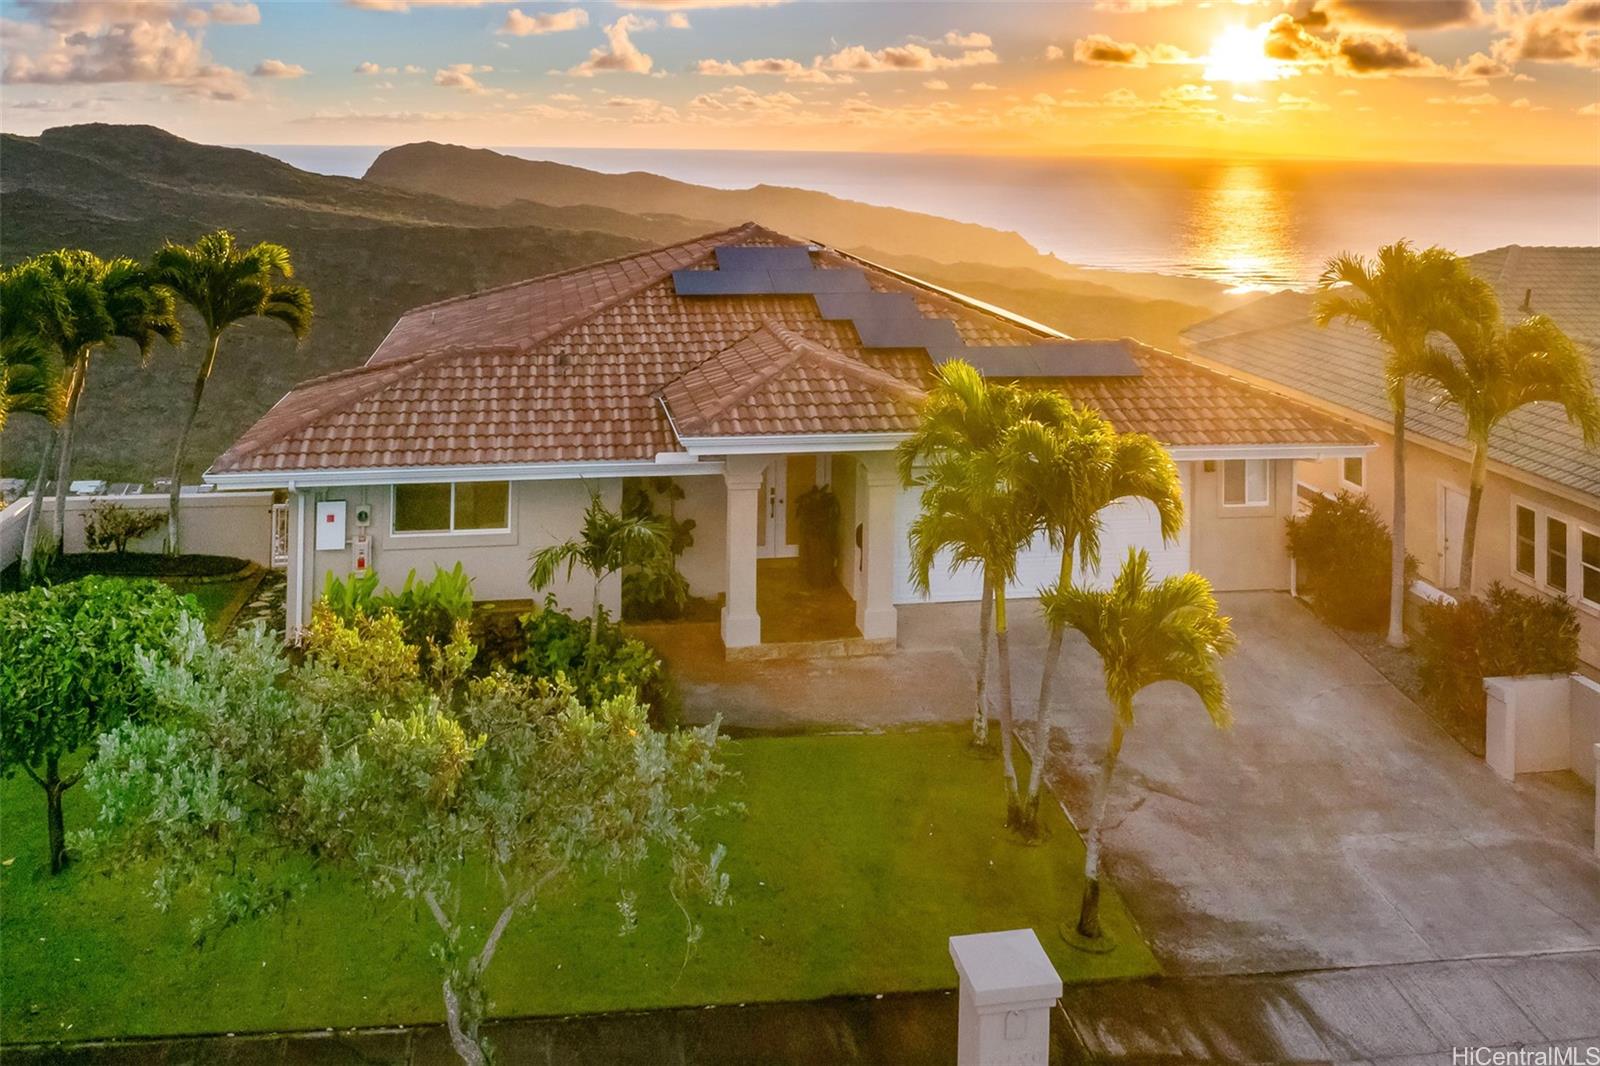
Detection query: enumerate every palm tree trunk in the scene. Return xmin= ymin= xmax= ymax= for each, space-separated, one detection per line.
xmin=1386 ymin=394 xmax=1408 ymax=647
xmin=993 ymin=577 xmax=1023 ymax=825
xmin=167 ymin=332 xmax=221 ymax=556
xmin=20 ymin=430 xmax=57 ymax=581
xmin=590 ymin=574 xmax=603 ymax=652
xmin=51 ymin=357 xmax=86 ymax=553
xmin=1459 ymin=439 xmax=1488 ymax=594
xmin=972 ymin=574 xmax=993 ymax=747
xmin=1076 ymin=714 xmax=1127 ymax=940
xmin=1023 ymin=550 xmax=1077 ymax=832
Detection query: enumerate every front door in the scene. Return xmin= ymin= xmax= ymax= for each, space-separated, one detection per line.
xmin=1438 ymin=484 xmax=1468 ymax=588
xmin=756 ymin=457 xmax=821 ymax=559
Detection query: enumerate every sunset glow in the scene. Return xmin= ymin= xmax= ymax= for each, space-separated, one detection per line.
xmin=1202 ymin=25 xmax=1286 ymax=85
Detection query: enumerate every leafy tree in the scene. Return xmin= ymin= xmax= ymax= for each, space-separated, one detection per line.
xmin=80 ymin=610 xmax=727 ymax=1066
xmin=1414 ymin=308 xmax=1600 ymax=591
xmin=0 ymin=578 xmax=196 ymax=873
xmin=1043 ymin=550 xmax=1234 ymax=940
xmin=152 ymin=231 xmax=312 ymax=553
xmin=82 ymin=501 xmax=166 ymax=554
xmin=529 ymin=491 xmax=675 ymax=650
xmin=898 ymin=360 xmax=1067 ymax=750
xmin=1315 ymin=242 xmax=1492 ymax=644
xmin=1002 ymin=411 xmax=1183 ymax=836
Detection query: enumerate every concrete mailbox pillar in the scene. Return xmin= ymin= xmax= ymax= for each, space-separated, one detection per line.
xmin=949 ymin=929 xmax=1063 ymax=1066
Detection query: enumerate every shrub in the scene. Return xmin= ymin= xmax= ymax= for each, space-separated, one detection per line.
xmin=82 ymin=501 xmax=166 ymax=554
xmin=620 ymin=480 xmax=693 ymax=622
xmin=1416 ymin=582 xmax=1579 ymax=742
xmin=519 ymin=594 xmax=680 ymax=727
xmin=1285 ymin=492 xmax=1416 ymax=630
xmin=0 ymin=577 xmax=198 ymax=872
xmin=321 ymin=564 xmax=474 ymax=679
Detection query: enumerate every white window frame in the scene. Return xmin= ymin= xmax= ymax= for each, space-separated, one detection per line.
xmin=1340 ymin=455 xmax=1365 ymax=491
xmin=390 ymin=481 xmax=511 ymax=537
xmin=1511 ymin=503 xmax=1538 ymax=581
xmin=1545 ymin=513 xmax=1571 ymax=596
xmin=1579 ymin=525 xmax=1600 ymax=612
xmin=1222 ymin=459 xmax=1271 ymax=508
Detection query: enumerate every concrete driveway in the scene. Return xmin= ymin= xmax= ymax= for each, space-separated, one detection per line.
xmin=905 ymin=591 xmax=1600 ymax=978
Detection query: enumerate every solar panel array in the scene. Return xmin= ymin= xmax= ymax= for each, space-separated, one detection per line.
xmin=671 ymin=246 xmax=1141 ymax=378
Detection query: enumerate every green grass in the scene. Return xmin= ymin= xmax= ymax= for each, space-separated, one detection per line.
xmin=0 ymin=728 xmax=1156 ymax=1043
xmin=165 ymin=574 xmax=259 ymax=635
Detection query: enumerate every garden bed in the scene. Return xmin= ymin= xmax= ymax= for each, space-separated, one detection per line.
xmin=0 ymin=727 xmax=1155 ymax=1043
xmin=0 ymin=554 xmax=263 ymax=634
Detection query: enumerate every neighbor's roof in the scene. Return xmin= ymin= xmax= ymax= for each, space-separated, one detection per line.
xmin=212 ymin=222 xmax=1367 ymax=476
xmin=1179 ymin=245 xmax=1600 ymax=500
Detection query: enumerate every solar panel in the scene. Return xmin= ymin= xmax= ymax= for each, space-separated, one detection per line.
xmin=768 ymin=268 xmax=873 ymax=294
xmin=851 ymin=316 xmax=964 ymax=350
xmin=672 ymin=270 xmax=775 ymax=296
xmin=959 ymin=341 xmax=1142 ymax=378
xmin=814 ymin=291 xmax=923 ymax=321
xmin=715 ymin=246 xmax=816 ymax=274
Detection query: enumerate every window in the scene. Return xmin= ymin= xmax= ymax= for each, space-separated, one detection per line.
xmin=1341 ymin=456 xmax=1365 ymax=489
xmin=393 ymin=481 xmax=509 ymax=534
xmin=1223 ymin=459 xmax=1270 ymax=507
xmin=1582 ymin=530 xmax=1600 ymax=607
xmin=1514 ymin=506 xmax=1536 ymax=578
xmin=1546 ymin=516 xmax=1569 ymax=593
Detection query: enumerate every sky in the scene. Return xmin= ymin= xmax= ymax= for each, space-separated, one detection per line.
xmin=1 ymin=0 xmax=1598 ymax=164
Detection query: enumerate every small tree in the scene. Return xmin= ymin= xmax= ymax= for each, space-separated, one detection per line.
xmin=83 ymin=501 xmax=166 ymax=554
xmin=530 ymin=491 xmax=675 ymax=649
xmin=1043 ymin=551 xmax=1235 ymax=940
xmin=80 ymin=609 xmax=728 ymax=1066
xmin=152 ymin=231 xmax=313 ymax=554
xmin=0 ymin=577 xmax=196 ymax=873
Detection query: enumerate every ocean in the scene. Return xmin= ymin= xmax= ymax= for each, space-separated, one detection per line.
xmin=246 ymin=144 xmax=1600 ymax=292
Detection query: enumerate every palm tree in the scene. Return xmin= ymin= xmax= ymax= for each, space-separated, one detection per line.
xmin=897 ymin=360 xmax=1067 ymax=748
xmin=1002 ymin=412 xmax=1184 ymax=836
xmin=907 ymin=449 xmax=1038 ymax=819
xmin=1044 ymin=549 xmax=1235 ymax=940
xmin=1315 ymin=242 xmax=1493 ymax=645
xmin=152 ymin=231 xmax=312 ymax=554
xmin=0 ymin=263 xmax=70 ymax=582
xmin=13 ymin=252 xmax=180 ymax=565
xmin=529 ymin=491 xmax=674 ymax=649
xmin=1414 ymin=308 xmax=1600 ymax=591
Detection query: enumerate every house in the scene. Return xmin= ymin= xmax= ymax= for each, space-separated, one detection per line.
xmin=1179 ymin=245 xmax=1600 ymax=668
xmin=207 ymin=224 xmax=1369 ymax=654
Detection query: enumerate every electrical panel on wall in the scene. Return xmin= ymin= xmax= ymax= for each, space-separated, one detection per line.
xmin=315 ymin=501 xmax=346 ymax=552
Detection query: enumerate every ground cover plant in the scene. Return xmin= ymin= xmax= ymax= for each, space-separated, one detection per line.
xmin=0 ymin=726 xmax=1155 ymax=1044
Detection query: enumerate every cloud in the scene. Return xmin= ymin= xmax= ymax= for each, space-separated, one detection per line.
xmin=208 ymin=3 xmax=261 ymax=24
xmin=1426 ymin=91 xmax=1499 ymax=105
xmin=1072 ymin=34 xmax=1192 ymax=67
xmin=1579 ymin=100 xmax=1599 ymax=115
xmin=615 ymin=0 xmax=784 ymax=7
xmin=292 ymin=106 xmax=470 ymax=122
xmin=816 ymin=41 xmax=998 ymax=73
xmin=1315 ymin=0 xmax=1484 ymax=31
xmin=1337 ymin=33 xmax=1444 ymax=75
xmin=569 ymin=14 xmax=654 ymax=75
xmin=346 ymin=0 xmax=506 ymax=10
xmin=940 ymin=31 xmax=992 ymax=49
xmin=1092 ymin=0 xmax=1181 ymax=10
xmin=252 ymin=58 xmax=306 ymax=78
xmin=1044 ymin=44 xmax=1065 ymax=60
xmin=498 ymin=7 xmax=588 ymax=36
xmin=971 ymin=80 xmax=997 ymax=90
xmin=434 ymin=62 xmax=492 ymax=91
xmin=666 ymin=12 xmax=690 ymax=28
xmin=693 ymin=56 xmax=848 ymax=82
xmin=1275 ymin=90 xmax=1330 ymax=110
xmin=1492 ymin=0 xmax=1600 ymax=69
xmin=1 ymin=10 xmax=250 ymax=99
xmin=1455 ymin=50 xmax=1511 ymax=78
xmin=355 ymin=61 xmax=398 ymax=74
xmin=923 ymin=78 xmax=948 ymax=90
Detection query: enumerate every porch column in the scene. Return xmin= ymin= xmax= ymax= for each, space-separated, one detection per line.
xmin=857 ymin=451 xmax=899 ymax=641
xmin=721 ymin=455 xmax=766 ymax=649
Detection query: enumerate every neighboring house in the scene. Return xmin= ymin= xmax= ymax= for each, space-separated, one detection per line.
xmin=207 ymin=223 xmax=1368 ymax=654
xmin=1180 ymin=245 xmax=1600 ymax=667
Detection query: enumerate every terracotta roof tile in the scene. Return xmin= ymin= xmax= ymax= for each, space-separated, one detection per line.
xmin=213 ymin=222 xmax=1370 ymax=476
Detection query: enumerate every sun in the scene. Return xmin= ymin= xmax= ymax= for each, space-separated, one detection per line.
xmin=1203 ymin=24 xmax=1286 ymax=84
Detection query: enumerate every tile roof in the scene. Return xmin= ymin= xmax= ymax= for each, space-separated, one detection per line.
xmin=1179 ymin=246 xmax=1600 ymax=498
xmin=212 ymin=222 xmax=1369 ymax=477
xmin=660 ymin=321 xmax=925 ymax=438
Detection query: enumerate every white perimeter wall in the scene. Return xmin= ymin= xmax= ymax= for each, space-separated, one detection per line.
xmin=0 ymin=492 xmax=276 ymax=573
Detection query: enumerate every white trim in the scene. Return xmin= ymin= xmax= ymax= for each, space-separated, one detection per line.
xmin=1340 ymin=454 xmax=1366 ymax=491
xmin=1511 ymin=499 xmax=1538 ymax=582
xmin=1578 ymin=525 xmax=1600 ymax=613
xmin=1545 ymin=512 xmax=1573 ymax=597
xmin=1167 ymin=443 xmax=1371 ymax=461
xmin=678 ymin=432 xmax=910 ymax=455
xmin=207 ymin=457 xmax=726 ymax=490
xmin=389 ymin=481 xmax=512 ymax=538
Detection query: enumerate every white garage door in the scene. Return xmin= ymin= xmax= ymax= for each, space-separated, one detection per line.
xmin=894 ymin=470 xmax=1192 ymax=604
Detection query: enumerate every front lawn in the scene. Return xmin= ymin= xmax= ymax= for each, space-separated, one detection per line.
xmin=0 ymin=727 xmax=1155 ymax=1043
xmin=0 ymin=553 xmax=261 ymax=634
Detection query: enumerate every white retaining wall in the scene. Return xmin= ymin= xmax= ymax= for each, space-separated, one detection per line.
xmin=1484 ymin=673 xmax=1600 ymax=856
xmin=0 ymin=492 xmax=277 ymax=571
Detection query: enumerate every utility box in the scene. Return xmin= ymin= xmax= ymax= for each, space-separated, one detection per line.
xmin=949 ymin=929 xmax=1062 ymax=1066
xmin=352 ymin=531 xmax=371 ymax=575
xmin=315 ymin=501 xmax=346 ymax=552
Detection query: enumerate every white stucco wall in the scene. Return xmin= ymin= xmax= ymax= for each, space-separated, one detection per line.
xmin=290 ymin=478 xmax=619 ymax=630
xmin=667 ymin=475 xmax=727 ymax=599
xmin=0 ymin=492 xmax=276 ymax=573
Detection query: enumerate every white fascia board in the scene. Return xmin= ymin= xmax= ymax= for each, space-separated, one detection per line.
xmin=1165 ymin=443 xmax=1374 ymax=461
xmin=679 ymin=432 xmax=910 ymax=456
xmin=206 ymin=456 xmax=725 ymax=490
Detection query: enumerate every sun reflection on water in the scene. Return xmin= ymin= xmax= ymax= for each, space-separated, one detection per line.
xmin=1181 ymin=163 xmax=1303 ymax=292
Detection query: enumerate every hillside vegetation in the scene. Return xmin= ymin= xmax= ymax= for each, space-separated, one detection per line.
xmin=3 ymin=124 xmax=1233 ymax=482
